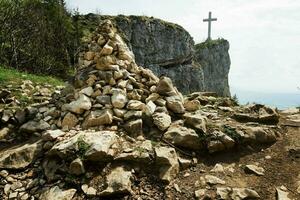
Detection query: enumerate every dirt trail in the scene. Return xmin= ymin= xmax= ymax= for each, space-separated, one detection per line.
xmin=164 ymin=118 xmax=300 ymax=200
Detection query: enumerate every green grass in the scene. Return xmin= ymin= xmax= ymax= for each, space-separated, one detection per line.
xmin=0 ymin=65 xmax=64 ymax=86
xmin=195 ymin=38 xmax=227 ymax=50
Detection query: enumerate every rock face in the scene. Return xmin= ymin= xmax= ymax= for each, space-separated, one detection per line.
xmin=0 ymin=140 xmax=43 ymax=169
xmin=194 ymin=39 xmax=231 ymax=97
xmin=77 ymin=14 xmax=231 ymax=96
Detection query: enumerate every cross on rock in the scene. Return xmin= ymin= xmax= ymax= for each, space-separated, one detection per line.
xmin=203 ymin=11 xmax=217 ymax=40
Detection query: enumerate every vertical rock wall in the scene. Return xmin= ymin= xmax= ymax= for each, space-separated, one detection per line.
xmin=195 ymin=39 xmax=231 ymax=97
xmin=77 ymin=14 xmax=230 ymax=96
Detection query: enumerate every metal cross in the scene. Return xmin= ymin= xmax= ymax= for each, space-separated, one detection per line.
xmin=203 ymin=11 xmax=217 ymax=40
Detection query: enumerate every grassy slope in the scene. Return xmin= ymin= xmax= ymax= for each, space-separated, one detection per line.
xmin=0 ymin=66 xmax=64 ymax=86
xmin=0 ymin=66 xmax=64 ymax=108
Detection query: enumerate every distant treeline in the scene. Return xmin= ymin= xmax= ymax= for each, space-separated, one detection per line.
xmin=0 ymin=0 xmax=86 ymax=77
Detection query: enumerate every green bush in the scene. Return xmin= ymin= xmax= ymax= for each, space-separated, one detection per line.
xmin=0 ymin=0 xmax=79 ymax=77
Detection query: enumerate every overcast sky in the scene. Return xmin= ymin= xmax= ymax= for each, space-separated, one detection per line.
xmin=66 ymin=0 xmax=300 ymax=94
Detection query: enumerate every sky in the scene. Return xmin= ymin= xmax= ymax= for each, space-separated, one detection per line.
xmin=66 ymin=0 xmax=300 ymax=94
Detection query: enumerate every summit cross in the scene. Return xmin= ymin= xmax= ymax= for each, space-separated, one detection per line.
xmin=203 ymin=11 xmax=217 ymax=40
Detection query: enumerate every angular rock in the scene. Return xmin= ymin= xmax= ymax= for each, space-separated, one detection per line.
xmin=183 ymin=113 xmax=207 ymax=133
xmin=243 ymin=126 xmax=277 ymax=144
xmin=111 ymin=89 xmax=128 ymax=109
xmin=216 ymin=187 xmax=231 ymax=199
xmin=231 ymin=188 xmax=260 ymax=200
xmin=79 ymin=86 xmax=94 ymax=96
xmin=207 ymin=131 xmax=235 ymax=153
xmin=82 ymin=109 xmax=113 ymax=129
xmin=166 ymin=95 xmax=185 ymax=114
xmin=0 ymin=127 xmax=10 ymax=140
xmin=194 ymin=189 xmax=208 ymax=200
xmin=96 ymin=95 xmax=111 ymax=105
xmin=40 ymin=186 xmax=76 ymax=200
xmin=164 ymin=125 xmax=202 ymax=150
xmin=81 ymin=184 xmax=97 ymax=196
xmin=126 ymin=100 xmax=145 ymax=110
xmin=49 ymin=131 xmax=119 ymax=161
xmin=245 ymin=164 xmax=265 ymax=176
xmin=115 ymin=140 xmax=153 ymax=163
xmin=204 ymin=175 xmax=225 ymax=185
xmin=124 ymin=119 xmax=143 ymax=137
xmin=65 ymin=94 xmax=92 ymax=114
xmin=156 ymin=77 xmax=177 ymax=96
xmin=61 ymin=112 xmax=79 ymax=129
xmin=184 ymin=99 xmax=201 ymax=112
xmin=42 ymin=130 xmax=65 ymax=141
xmin=152 ymin=112 xmax=171 ymax=131
xmin=69 ymin=158 xmax=85 ymax=175
xmin=155 ymin=146 xmax=179 ymax=182
xmin=0 ymin=140 xmax=43 ymax=169
xmin=100 ymin=166 xmax=133 ymax=196
xmin=276 ymin=186 xmax=291 ymax=200
xmin=20 ymin=120 xmax=50 ymax=133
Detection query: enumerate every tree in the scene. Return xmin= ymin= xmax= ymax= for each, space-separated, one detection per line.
xmin=0 ymin=0 xmax=76 ymax=77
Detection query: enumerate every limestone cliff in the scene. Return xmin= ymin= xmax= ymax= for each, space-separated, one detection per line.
xmin=195 ymin=39 xmax=231 ymax=97
xmin=77 ymin=14 xmax=230 ymax=96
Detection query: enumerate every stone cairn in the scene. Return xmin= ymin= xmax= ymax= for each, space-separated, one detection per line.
xmin=0 ymin=20 xmax=281 ymax=199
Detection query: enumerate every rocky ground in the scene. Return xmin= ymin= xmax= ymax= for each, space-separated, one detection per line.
xmin=0 ymin=20 xmax=299 ymax=200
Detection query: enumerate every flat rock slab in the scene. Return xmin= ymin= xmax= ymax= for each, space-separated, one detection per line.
xmin=40 ymin=186 xmax=76 ymax=200
xmin=0 ymin=140 xmax=43 ymax=169
xmin=48 ymin=131 xmax=120 ymax=161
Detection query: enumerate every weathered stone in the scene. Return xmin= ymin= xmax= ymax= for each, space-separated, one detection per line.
xmin=276 ymin=186 xmax=291 ymax=200
xmin=231 ymin=188 xmax=260 ymax=200
xmin=82 ymin=109 xmax=113 ymax=129
xmin=194 ymin=189 xmax=208 ymax=200
xmin=156 ymin=77 xmax=177 ymax=96
xmin=81 ymin=184 xmax=97 ymax=196
xmin=79 ymin=86 xmax=94 ymax=96
xmin=100 ymin=166 xmax=133 ymax=196
xmin=66 ymin=94 xmax=92 ymax=114
xmin=166 ymin=95 xmax=185 ymax=114
xmin=124 ymin=119 xmax=143 ymax=137
xmin=100 ymin=44 xmax=114 ymax=56
xmin=164 ymin=125 xmax=202 ymax=150
xmin=155 ymin=146 xmax=179 ymax=183
xmin=207 ymin=131 xmax=235 ymax=153
xmin=43 ymin=159 xmax=61 ymax=181
xmin=204 ymin=175 xmax=225 ymax=185
xmin=111 ymin=89 xmax=128 ymax=109
xmin=96 ymin=95 xmax=111 ymax=105
xmin=184 ymin=99 xmax=201 ymax=112
xmin=243 ymin=126 xmax=277 ymax=144
xmin=183 ymin=113 xmax=207 ymax=133
xmin=61 ymin=112 xmax=79 ymax=129
xmin=49 ymin=131 xmax=119 ymax=161
xmin=216 ymin=187 xmax=231 ymax=199
xmin=0 ymin=127 xmax=10 ymax=140
xmin=115 ymin=140 xmax=153 ymax=163
xmin=124 ymin=110 xmax=142 ymax=120
xmin=96 ymin=56 xmax=117 ymax=70
xmin=84 ymin=51 xmax=95 ymax=61
xmin=20 ymin=120 xmax=50 ymax=133
xmin=207 ymin=140 xmax=225 ymax=153
xmin=245 ymin=164 xmax=265 ymax=176
xmin=0 ymin=140 xmax=43 ymax=169
xmin=42 ymin=130 xmax=65 ymax=141
xmin=126 ymin=100 xmax=145 ymax=110
xmin=69 ymin=158 xmax=85 ymax=175
xmin=39 ymin=186 xmax=76 ymax=200
xmin=152 ymin=112 xmax=171 ymax=131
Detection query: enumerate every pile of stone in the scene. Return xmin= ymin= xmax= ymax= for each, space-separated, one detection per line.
xmin=0 ymin=20 xmax=282 ymax=199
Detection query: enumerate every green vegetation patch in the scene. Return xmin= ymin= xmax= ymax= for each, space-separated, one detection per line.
xmin=0 ymin=66 xmax=64 ymax=86
xmin=195 ymin=38 xmax=226 ymax=50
